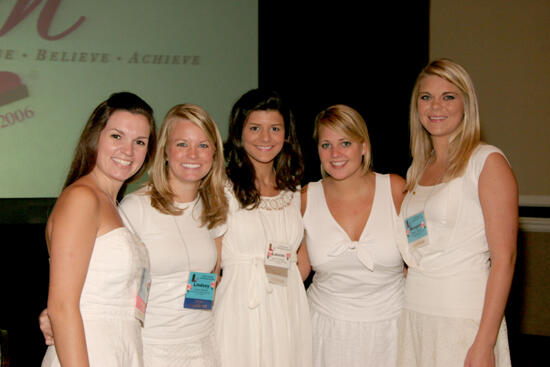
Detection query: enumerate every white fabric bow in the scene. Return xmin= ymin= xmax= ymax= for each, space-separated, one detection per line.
xmin=327 ymin=238 xmax=376 ymax=271
xmin=248 ymin=256 xmax=273 ymax=309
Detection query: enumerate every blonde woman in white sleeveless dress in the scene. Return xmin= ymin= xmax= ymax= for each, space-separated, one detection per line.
xmin=41 ymin=92 xmax=156 ymax=367
xmin=298 ymin=104 xmax=406 ymax=367
xmin=397 ymin=59 xmax=517 ymax=367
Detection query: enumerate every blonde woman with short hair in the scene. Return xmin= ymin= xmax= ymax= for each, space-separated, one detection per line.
xmin=299 ymin=104 xmax=406 ymax=366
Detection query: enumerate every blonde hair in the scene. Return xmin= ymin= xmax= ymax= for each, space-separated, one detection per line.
xmin=406 ymin=59 xmax=481 ymax=190
xmin=313 ymin=104 xmax=372 ymax=178
xmin=148 ymin=104 xmax=227 ymax=229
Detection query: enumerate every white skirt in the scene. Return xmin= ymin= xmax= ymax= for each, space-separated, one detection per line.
xmin=143 ymin=332 xmax=220 ymax=367
xmin=42 ymin=318 xmax=143 ymax=367
xmin=311 ymin=308 xmax=399 ymax=367
xmin=397 ymin=309 xmax=511 ymax=367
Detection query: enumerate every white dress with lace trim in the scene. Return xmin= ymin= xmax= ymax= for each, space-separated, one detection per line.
xmin=214 ymin=185 xmax=312 ymax=367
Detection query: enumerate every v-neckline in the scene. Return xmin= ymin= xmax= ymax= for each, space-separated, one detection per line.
xmin=319 ymin=174 xmax=377 ymax=243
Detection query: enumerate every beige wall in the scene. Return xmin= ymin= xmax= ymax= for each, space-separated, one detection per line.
xmin=430 ymin=0 xmax=550 ymax=200
xmin=515 ymin=231 xmax=550 ymax=335
xmin=431 ymin=0 xmax=550 ymax=337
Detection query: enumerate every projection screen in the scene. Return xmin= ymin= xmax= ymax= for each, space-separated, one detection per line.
xmin=0 ymin=0 xmax=258 ymax=197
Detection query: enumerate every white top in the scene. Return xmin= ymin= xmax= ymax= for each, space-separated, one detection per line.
xmin=398 ymin=144 xmax=508 ymax=319
xmin=120 ymin=187 xmax=226 ymax=344
xmin=79 ymin=227 xmax=150 ymax=318
xmin=304 ymin=173 xmax=404 ymax=322
xmin=214 ymin=184 xmax=312 ymax=367
xmin=42 ymin=227 xmax=148 ymax=367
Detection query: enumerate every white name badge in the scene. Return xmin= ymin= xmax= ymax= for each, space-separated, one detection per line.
xmin=135 ymin=267 xmax=152 ymax=324
xmin=265 ymin=241 xmax=291 ymax=286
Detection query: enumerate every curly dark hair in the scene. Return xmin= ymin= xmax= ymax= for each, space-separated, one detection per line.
xmin=224 ymin=89 xmax=303 ymax=208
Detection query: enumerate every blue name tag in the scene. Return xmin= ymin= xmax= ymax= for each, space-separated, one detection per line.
xmin=184 ymin=272 xmax=217 ymax=310
xmin=405 ymin=211 xmax=428 ymax=244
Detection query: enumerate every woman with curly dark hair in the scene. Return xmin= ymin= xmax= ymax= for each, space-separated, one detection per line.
xmin=214 ymin=89 xmax=312 ymax=367
xmin=224 ymin=88 xmax=304 ymax=206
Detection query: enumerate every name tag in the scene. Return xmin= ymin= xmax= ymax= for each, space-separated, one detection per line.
xmin=265 ymin=242 xmax=291 ymax=286
xmin=135 ymin=267 xmax=152 ymax=324
xmin=184 ymin=271 xmax=217 ymax=310
xmin=404 ymin=211 xmax=429 ymax=248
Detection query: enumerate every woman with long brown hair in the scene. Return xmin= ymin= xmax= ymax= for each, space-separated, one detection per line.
xmin=42 ymin=92 xmax=156 ymax=367
xmin=214 ymin=89 xmax=312 ymax=367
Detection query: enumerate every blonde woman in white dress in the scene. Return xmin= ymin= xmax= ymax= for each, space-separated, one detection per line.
xmin=397 ymin=59 xmax=517 ymax=367
xmin=119 ymin=104 xmax=228 ymax=366
xmin=299 ymin=104 xmax=406 ymax=367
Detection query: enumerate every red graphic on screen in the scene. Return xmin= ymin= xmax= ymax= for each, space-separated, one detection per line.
xmin=0 ymin=0 xmax=86 ymax=41
xmin=0 ymin=71 xmax=29 ymax=108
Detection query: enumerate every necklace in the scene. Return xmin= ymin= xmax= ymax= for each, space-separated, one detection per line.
xmin=405 ymin=156 xmax=447 ymax=220
xmin=171 ymin=198 xmax=198 ymax=271
xmin=90 ymin=171 xmax=118 ymax=208
xmin=173 ymin=216 xmax=192 ymax=271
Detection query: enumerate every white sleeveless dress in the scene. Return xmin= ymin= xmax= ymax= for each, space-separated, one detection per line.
xmin=42 ymin=227 xmax=149 ymax=366
xmin=213 ymin=185 xmax=312 ymax=367
xmin=397 ymin=144 xmax=512 ymax=366
xmin=120 ymin=188 xmax=226 ymax=367
xmin=304 ymin=173 xmax=404 ymax=367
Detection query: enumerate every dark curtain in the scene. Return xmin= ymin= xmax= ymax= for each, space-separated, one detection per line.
xmin=259 ymin=1 xmax=430 ymax=183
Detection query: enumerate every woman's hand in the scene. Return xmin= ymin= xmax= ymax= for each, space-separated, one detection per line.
xmin=38 ymin=308 xmax=54 ymax=346
xmin=464 ymin=341 xmax=495 ymax=367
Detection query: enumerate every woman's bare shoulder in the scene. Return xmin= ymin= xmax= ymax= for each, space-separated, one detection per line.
xmin=47 ymin=180 xmax=101 ymax=235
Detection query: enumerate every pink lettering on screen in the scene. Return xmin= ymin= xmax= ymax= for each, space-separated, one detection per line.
xmin=0 ymin=0 xmax=85 ymax=40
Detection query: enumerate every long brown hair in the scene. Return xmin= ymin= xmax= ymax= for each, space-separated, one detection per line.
xmin=224 ymin=89 xmax=304 ymax=208
xmin=63 ymin=92 xmax=156 ymax=192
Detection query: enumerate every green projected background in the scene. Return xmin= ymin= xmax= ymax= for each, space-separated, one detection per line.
xmin=0 ymin=0 xmax=258 ymax=197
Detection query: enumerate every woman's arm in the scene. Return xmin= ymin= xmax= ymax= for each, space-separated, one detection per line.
xmin=297 ymin=186 xmax=311 ymax=281
xmin=389 ymin=174 xmax=408 ymax=276
xmin=465 ymin=153 xmax=518 ymax=367
xmin=297 ymin=240 xmax=311 ymax=281
xmin=214 ymin=236 xmax=224 ymax=284
xmin=389 ymin=174 xmax=407 ymax=214
xmin=47 ymin=186 xmax=100 ymax=367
